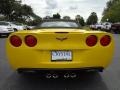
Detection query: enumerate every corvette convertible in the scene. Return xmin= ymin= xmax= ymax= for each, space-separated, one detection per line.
xmin=6 ymin=20 xmax=114 ymax=78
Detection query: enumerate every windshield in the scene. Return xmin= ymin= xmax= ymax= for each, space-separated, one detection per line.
xmin=36 ymin=21 xmax=80 ymax=28
xmin=12 ymin=22 xmax=23 ymax=25
xmin=0 ymin=22 xmax=9 ymax=26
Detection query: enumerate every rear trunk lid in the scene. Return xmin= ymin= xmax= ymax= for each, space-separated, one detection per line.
xmin=16 ymin=29 xmax=104 ymax=50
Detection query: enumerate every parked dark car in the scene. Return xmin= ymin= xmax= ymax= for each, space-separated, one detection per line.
xmin=111 ymin=23 xmax=120 ymax=34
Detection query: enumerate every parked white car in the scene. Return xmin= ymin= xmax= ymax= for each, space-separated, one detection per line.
xmin=8 ymin=22 xmax=27 ymax=31
xmin=90 ymin=24 xmax=96 ymax=30
xmin=95 ymin=23 xmax=103 ymax=30
xmin=101 ymin=22 xmax=112 ymax=31
xmin=27 ymin=26 xmax=35 ymax=29
xmin=0 ymin=21 xmax=14 ymax=37
xmin=90 ymin=23 xmax=103 ymax=30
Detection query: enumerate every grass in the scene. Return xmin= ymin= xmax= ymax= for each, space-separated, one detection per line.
xmin=82 ymin=26 xmax=92 ymax=31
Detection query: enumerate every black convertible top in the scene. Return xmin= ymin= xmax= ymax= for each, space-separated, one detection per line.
xmin=42 ymin=19 xmax=78 ymax=22
xmin=34 ymin=19 xmax=82 ymax=29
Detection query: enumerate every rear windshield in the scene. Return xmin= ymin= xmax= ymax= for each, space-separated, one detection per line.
xmin=35 ymin=21 xmax=80 ymax=28
xmin=0 ymin=22 xmax=9 ymax=26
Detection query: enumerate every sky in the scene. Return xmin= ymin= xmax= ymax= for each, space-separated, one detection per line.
xmin=22 ymin=0 xmax=109 ymax=21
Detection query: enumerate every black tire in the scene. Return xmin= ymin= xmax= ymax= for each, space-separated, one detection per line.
xmin=14 ymin=28 xmax=18 ymax=32
xmin=0 ymin=34 xmax=2 ymax=38
xmin=87 ymin=69 xmax=103 ymax=73
xmin=17 ymin=69 xmax=35 ymax=75
xmin=97 ymin=27 xmax=101 ymax=30
xmin=17 ymin=69 xmax=30 ymax=75
xmin=0 ymin=34 xmax=7 ymax=38
xmin=110 ymin=29 xmax=114 ymax=34
xmin=17 ymin=69 xmax=25 ymax=74
xmin=114 ymin=30 xmax=119 ymax=34
xmin=27 ymin=28 xmax=30 ymax=30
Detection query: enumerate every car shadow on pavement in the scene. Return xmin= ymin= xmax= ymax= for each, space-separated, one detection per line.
xmin=0 ymin=72 xmax=109 ymax=90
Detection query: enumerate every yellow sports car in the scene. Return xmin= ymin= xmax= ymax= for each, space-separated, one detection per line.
xmin=6 ymin=20 xmax=114 ymax=78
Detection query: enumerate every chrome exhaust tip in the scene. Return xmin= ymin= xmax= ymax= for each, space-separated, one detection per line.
xmin=52 ymin=74 xmax=59 ymax=79
xmin=64 ymin=73 xmax=70 ymax=78
xmin=46 ymin=74 xmax=52 ymax=79
xmin=70 ymin=73 xmax=77 ymax=78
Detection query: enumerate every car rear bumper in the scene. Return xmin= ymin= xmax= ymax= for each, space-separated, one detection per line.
xmin=17 ymin=67 xmax=104 ymax=73
xmin=7 ymin=49 xmax=114 ymax=70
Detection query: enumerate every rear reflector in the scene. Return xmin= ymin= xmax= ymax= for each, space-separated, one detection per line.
xmin=100 ymin=35 xmax=111 ymax=46
xmin=10 ymin=35 xmax=22 ymax=47
xmin=86 ymin=35 xmax=97 ymax=47
xmin=25 ymin=35 xmax=37 ymax=47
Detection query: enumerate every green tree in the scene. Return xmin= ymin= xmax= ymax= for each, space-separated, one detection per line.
xmin=86 ymin=12 xmax=98 ymax=25
xmin=0 ymin=0 xmax=41 ymax=24
xmin=28 ymin=14 xmax=42 ymax=26
xmin=0 ymin=0 xmax=16 ymax=20
xmin=75 ymin=15 xmax=85 ymax=26
xmin=53 ymin=13 xmax=61 ymax=19
xmin=102 ymin=0 xmax=119 ymax=15
xmin=102 ymin=0 xmax=120 ymax=22
xmin=10 ymin=4 xmax=34 ymax=22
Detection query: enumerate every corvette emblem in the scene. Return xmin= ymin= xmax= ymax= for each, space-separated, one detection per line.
xmin=56 ymin=37 xmax=68 ymax=41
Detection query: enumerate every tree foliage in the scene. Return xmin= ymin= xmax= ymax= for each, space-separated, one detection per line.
xmin=102 ymin=0 xmax=120 ymax=22
xmin=27 ymin=14 xmax=42 ymax=26
xmin=0 ymin=0 xmax=15 ymax=18
xmin=53 ymin=13 xmax=61 ymax=19
xmin=0 ymin=0 xmax=41 ymax=25
xmin=75 ymin=15 xmax=85 ymax=26
xmin=11 ymin=4 xmax=34 ymax=22
xmin=86 ymin=12 xmax=98 ymax=25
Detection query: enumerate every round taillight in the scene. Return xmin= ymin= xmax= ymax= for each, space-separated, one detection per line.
xmin=25 ymin=35 xmax=37 ymax=47
xmin=86 ymin=35 xmax=97 ymax=47
xmin=10 ymin=35 xmax=22 ymax=47
xmin=100 ymin=35 xmax=111 ymax=46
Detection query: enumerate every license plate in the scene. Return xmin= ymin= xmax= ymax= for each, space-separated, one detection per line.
xmin=51 ymin=51 xmax=72 ymax=61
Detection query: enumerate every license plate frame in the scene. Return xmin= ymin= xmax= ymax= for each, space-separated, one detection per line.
xmin=51 ymin=50 xmax=72 ymax=61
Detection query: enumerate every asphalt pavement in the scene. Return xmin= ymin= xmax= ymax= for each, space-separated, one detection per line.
xmin=0 ymin=34 xmax=120 ymax=90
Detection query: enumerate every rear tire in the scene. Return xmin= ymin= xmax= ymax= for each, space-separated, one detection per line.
xmin=17 ymin=69 xmax=36 ymax=75
xmin=114 ymin=30 xmax=119 ymax=34
xmin=17 ymin=69 xmax=25 ymax=74
xmin=27 ymin=28 xmax=30 ymax=30
xmin=97 ymin=27 xmax=101 ymax=30
xmin=14 ymin=28 xmax=18 ymax=32
xmin=0 ymin=34 xmax=2 ymax=38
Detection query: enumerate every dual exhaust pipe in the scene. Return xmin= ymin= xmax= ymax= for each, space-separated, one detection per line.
xmin=46 ymin=73 xmax=77 ymax=79
xmin=64 ymin=73 xmax=77 ymax=78
xmin=46 ymin=74 xmax=59 ymax=79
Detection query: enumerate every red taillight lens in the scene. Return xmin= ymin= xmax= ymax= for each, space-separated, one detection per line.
xmin=100 ymin=35 xmax=111 ymax=46
xmin=25 ymin=35 xmax=37 ymax=47
xmin=10 ymin=35 xmax=22 ymax=47
xmin=86 ymin=35 xmax=97 ymax=47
